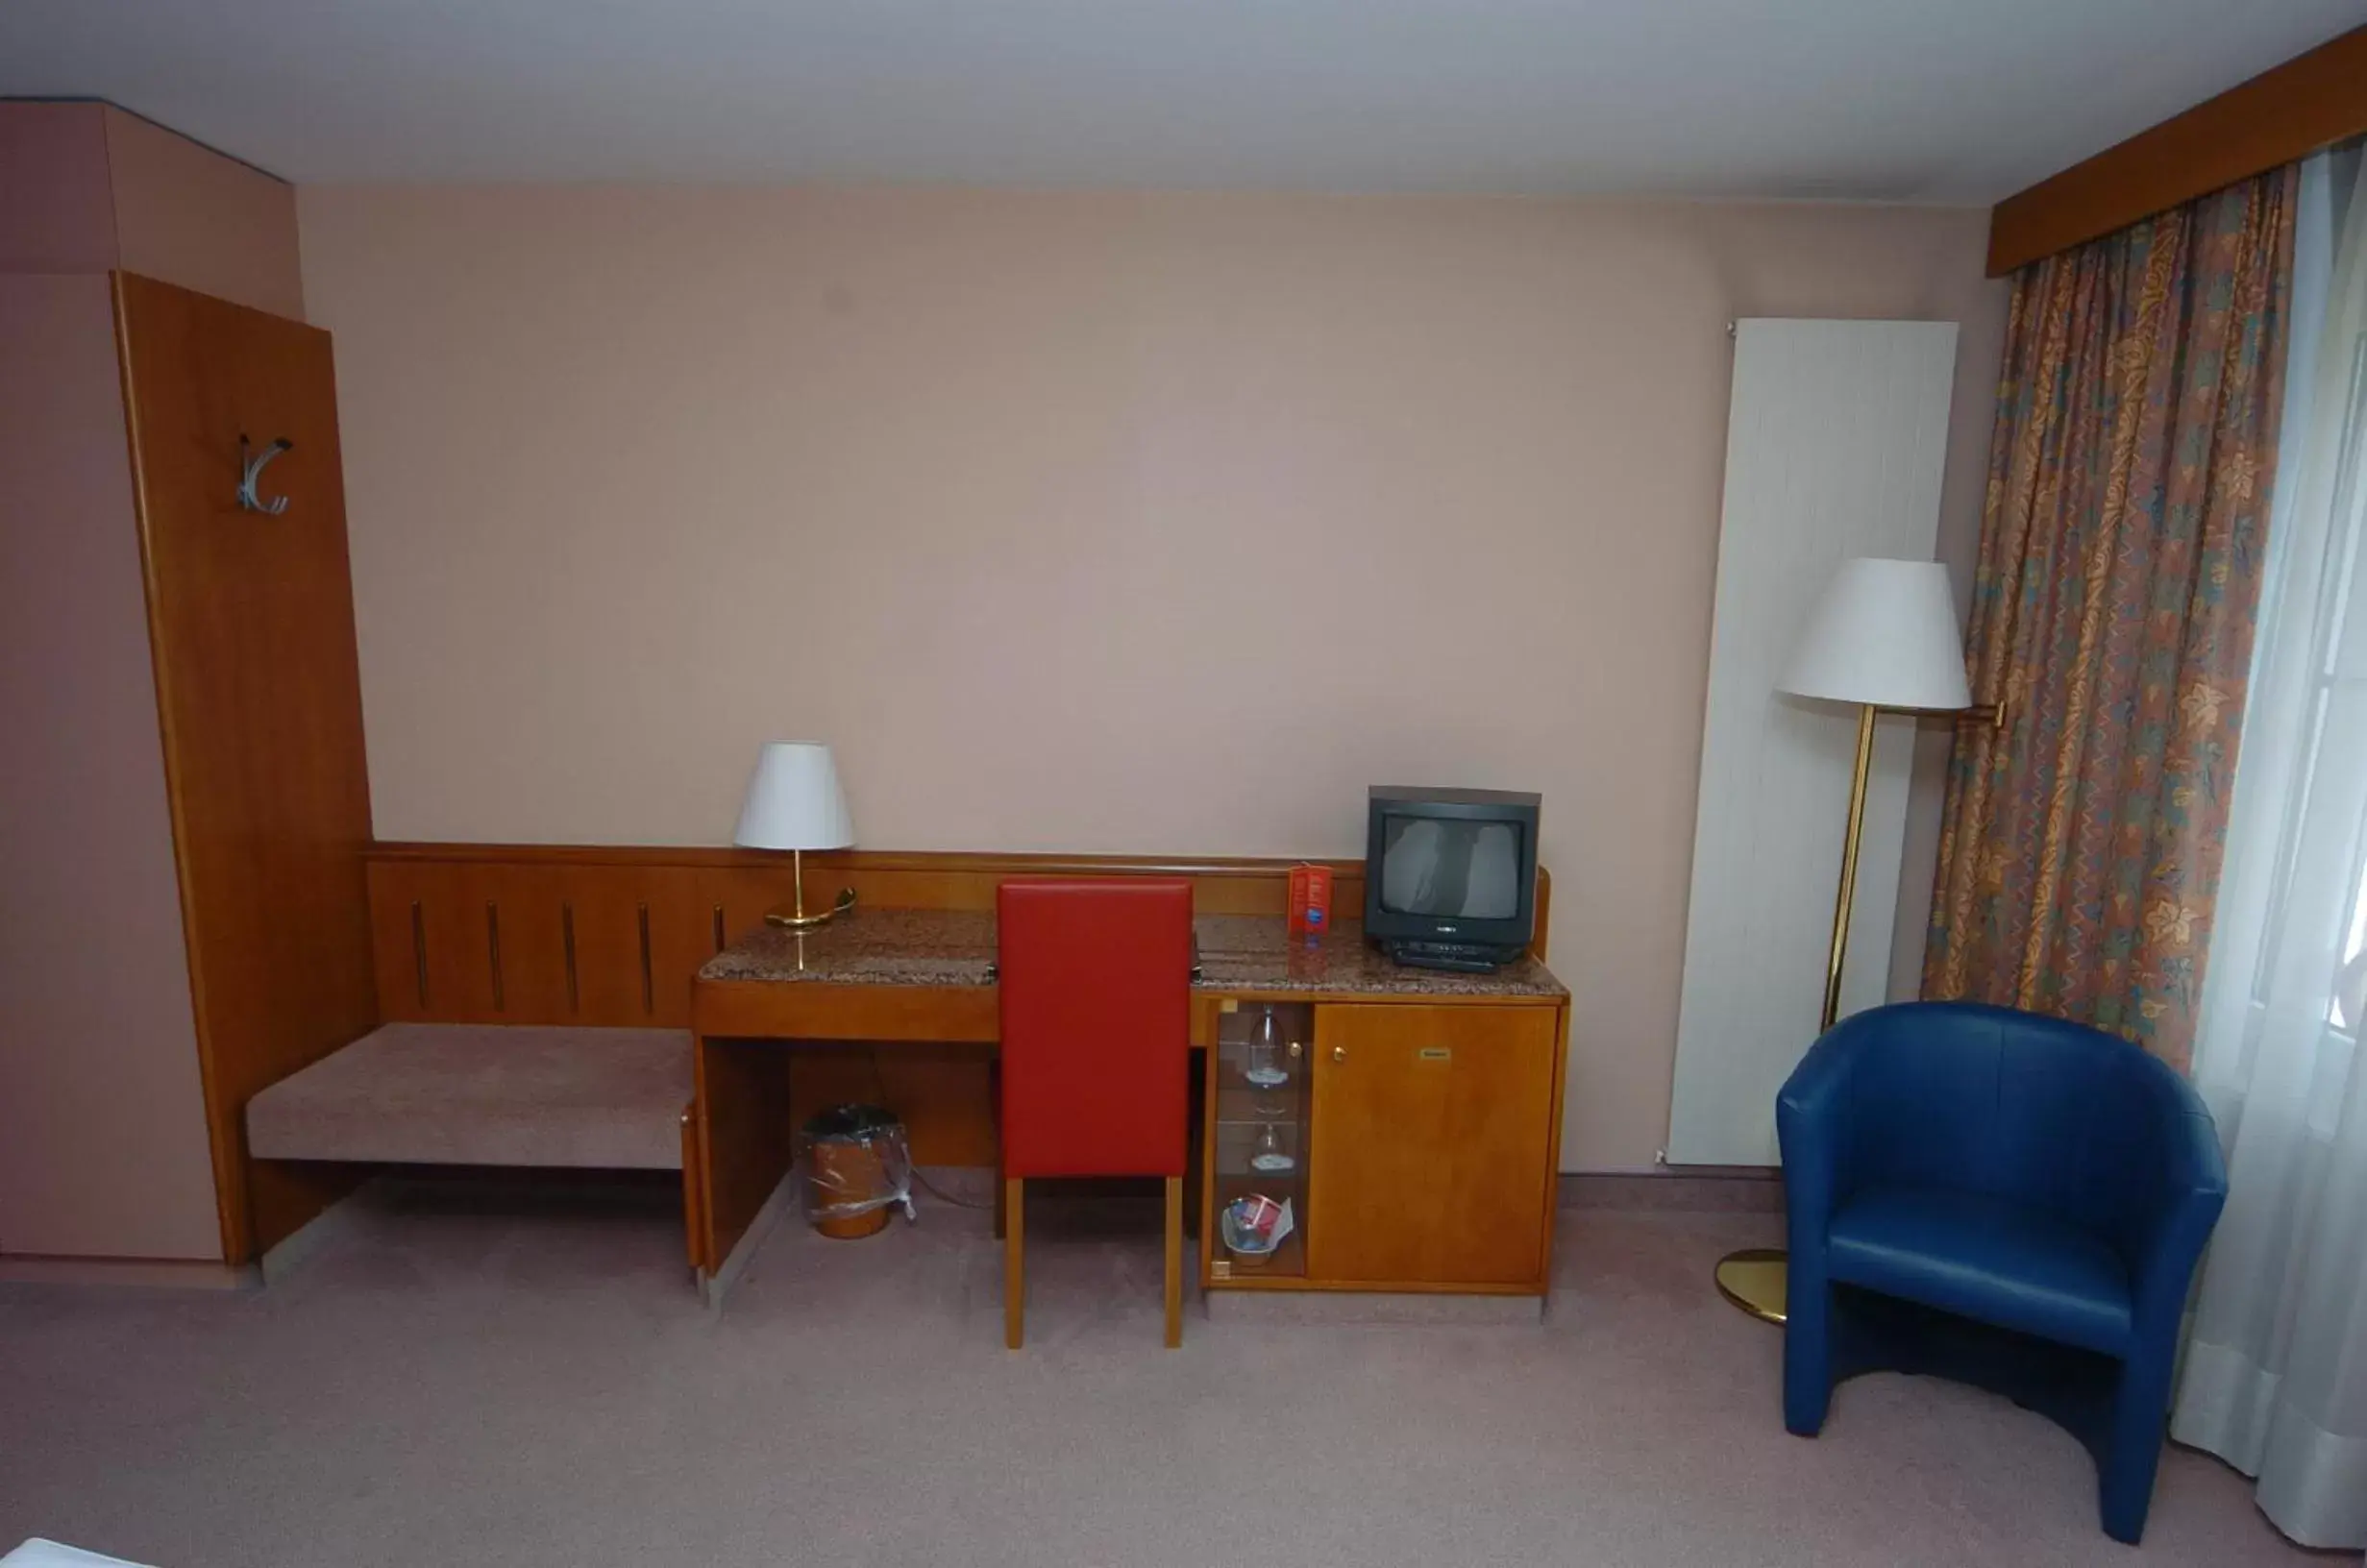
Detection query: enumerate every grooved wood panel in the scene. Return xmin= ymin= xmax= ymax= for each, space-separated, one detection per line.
xmin=1665 ymin=319 xmax=1957 ymax=1167
xmin=367 ymin=845 xmax=1552 ymax=1169
xmin=1986 ymin=25 xmax=2367 ymax=277
xmin=117 ymin=273 xmax=381 ymax=1262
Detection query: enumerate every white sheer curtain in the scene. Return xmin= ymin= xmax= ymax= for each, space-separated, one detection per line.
xmin=2172 ymin=143 xmax=2367 ymax=1550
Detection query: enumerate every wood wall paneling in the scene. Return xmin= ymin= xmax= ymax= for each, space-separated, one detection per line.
xmin=115 ymin=273 xmax=380 ymax=1262
xmin=1986 ymin=25 xmax=2367 ymax=276
xmin=366 ymin=844 xmax=1549 ymax=950
xmin=367 ymin=845 xmax=1553 ymax=1173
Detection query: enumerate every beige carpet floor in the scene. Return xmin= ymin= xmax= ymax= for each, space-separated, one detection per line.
xmin=0 ymin=1177 xmax=2322 ymax=1567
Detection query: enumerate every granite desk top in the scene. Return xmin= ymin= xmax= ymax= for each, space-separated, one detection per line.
xmin=699 ymin=908 xmax=1566 ymax=999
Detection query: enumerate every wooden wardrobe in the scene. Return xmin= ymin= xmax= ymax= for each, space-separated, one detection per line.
xmin=0 ymin=271 xmax=377 ymax=1274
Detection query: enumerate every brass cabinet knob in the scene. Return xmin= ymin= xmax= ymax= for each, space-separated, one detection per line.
xmin=1331 ymin=1045 xmax=1346 ymax=1063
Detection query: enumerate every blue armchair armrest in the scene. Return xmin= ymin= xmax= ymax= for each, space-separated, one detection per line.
xmin=1775 ymin=1019 xmax=1863 ymax=1240
xmin=2120 ymin=1103 xmax=2228 ymax=1338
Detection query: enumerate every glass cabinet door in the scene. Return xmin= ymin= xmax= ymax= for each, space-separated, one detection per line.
xmin=1209 ymin=999 xmax=1313 ymax=1280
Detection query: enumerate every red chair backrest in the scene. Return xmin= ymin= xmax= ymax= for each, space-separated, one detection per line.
xmin=997 ymin=877 xmax=1193 ymax=1179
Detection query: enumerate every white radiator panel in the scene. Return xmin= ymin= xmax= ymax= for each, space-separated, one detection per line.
xmin=1664 ymin=319 xmax=1960 ymax=1167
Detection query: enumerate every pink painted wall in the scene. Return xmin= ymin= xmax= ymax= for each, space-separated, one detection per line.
xmin=301 ymin=185 xmax=2008 ymax=1170
xmin=0 ymin=106 xmax=303 ymax=1262
xmin=0 ymin=275 xmax=223 ymax=1260
xmin=0 ymin=102 xmax=300 ymax=316
xmin=0 ymin=104 xmax=116 ymax=273
xmin=102 ymin=107 xmax=304 ymax=319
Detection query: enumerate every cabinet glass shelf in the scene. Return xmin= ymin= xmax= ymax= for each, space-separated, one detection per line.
xmin=1207 ymin=1000 xmax=1312 ymax=1281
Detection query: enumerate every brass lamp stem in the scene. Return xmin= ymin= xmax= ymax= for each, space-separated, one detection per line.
xmin=1718 ymin=700 xmax=1886 ymax=1329
xmin=1722 ymin=698 xmax=1977 ymax=1327
xmin=763 ymin=846 xmax=857 ymax=929
xmin=1821 ymin=702 xmax=1878 ymax=1034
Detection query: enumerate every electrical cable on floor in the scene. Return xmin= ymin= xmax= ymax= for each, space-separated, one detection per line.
xmin=867 ymin=1045 xmax=994 ymax=1211
xmin=908 ymin=1166 xmax=993 ymax=1211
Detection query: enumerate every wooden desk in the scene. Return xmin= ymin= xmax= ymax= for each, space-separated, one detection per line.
xmin=690 ymin=908 xmax=1569 ymax=1300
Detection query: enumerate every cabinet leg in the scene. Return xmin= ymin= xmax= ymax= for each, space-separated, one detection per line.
xmin=1003 ymin=1177 xmax=1024 ymax=1350
xmin=1163 ymin=1174 xmax=1183 ymax=1349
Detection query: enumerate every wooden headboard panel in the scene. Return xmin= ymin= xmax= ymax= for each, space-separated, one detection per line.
xmin=364 ymin=845 xmax=1551 ymax=1164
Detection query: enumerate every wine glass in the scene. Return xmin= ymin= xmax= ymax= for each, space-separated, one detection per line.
xmin=1250 ymin=1122 xmax=1294 ymax=1172
xmin=1245 ymin=1004 xmax=1289 ymax=1088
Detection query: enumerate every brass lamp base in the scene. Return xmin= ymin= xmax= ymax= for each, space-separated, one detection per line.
xmin=765 ymin=888 xmax=856 ymax=929
xmin=1714 ymin=1247 xmax=1788 ymax=1325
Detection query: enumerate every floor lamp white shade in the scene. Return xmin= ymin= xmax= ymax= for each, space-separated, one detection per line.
xmin=1780 ymin=557 xmax=1972 ymax=710
xmin=732 ymin=742 xmax=854 ymax=850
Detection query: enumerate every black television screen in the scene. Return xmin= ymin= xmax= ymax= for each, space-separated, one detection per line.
xmin=1375 ymin=815 xmax=1525 ymax=920
xmin=1363 ymin=786 xmax=1541 ymax=968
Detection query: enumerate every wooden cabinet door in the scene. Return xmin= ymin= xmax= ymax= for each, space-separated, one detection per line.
xmin=1306 ymin=1004 xmax=1559 ymax=1286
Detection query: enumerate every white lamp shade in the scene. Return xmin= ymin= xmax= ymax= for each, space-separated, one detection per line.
xmin=732 ymin=743 xmax=854 ymax=850
xmin=1779 ymin=558 xmax=1972 ymax=710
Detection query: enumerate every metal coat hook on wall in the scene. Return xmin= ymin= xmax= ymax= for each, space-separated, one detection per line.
xmin=236 ymin=433 xmax=294 ymax=514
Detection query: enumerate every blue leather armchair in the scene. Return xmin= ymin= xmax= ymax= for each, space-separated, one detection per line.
xmin=1779 ymin=1001 xmax=2226 ymax=1544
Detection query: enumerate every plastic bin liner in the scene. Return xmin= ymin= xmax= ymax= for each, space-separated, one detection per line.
xmin=798 ymin=1104 xmax=916 ymax=1227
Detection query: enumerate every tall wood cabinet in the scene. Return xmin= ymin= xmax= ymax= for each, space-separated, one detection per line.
xmin=0 ymin=273 xmax=376 ymax=1272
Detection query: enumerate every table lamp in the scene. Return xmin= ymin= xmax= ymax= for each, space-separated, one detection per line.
xmin=1714 ymin=557 xmax=1974 ymax=1326
xmin=733 ymin=742 xmax=857 ymax=929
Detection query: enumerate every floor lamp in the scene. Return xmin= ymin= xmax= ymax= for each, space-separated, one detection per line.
xmin=1714 ymin=557 xmax=1972 ymax=1325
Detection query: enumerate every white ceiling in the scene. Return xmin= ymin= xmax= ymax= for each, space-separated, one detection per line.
xmin=1 ymin=1 xmax=2355 ymax=200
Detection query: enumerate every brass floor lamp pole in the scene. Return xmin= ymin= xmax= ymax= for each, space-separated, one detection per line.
xmin=1707 ymin=555 xmax=1985 ymax=1329
xmin=1713 ymin=702 xmax=1876 ymax=1326
xmin=1820 ymin=704 xmax=1879 ymax=1038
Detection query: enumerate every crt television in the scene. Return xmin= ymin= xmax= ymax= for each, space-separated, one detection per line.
xmin=1363 ymin=786 xmax=1541 ymax=971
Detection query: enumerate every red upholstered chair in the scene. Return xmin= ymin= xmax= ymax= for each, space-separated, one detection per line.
xmin=997 ymin=877 xmax=1194 ymax=1349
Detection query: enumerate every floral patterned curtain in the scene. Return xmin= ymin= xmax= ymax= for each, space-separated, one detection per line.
xmin=1924 ymin=167 xmax=2299 ymax=1071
